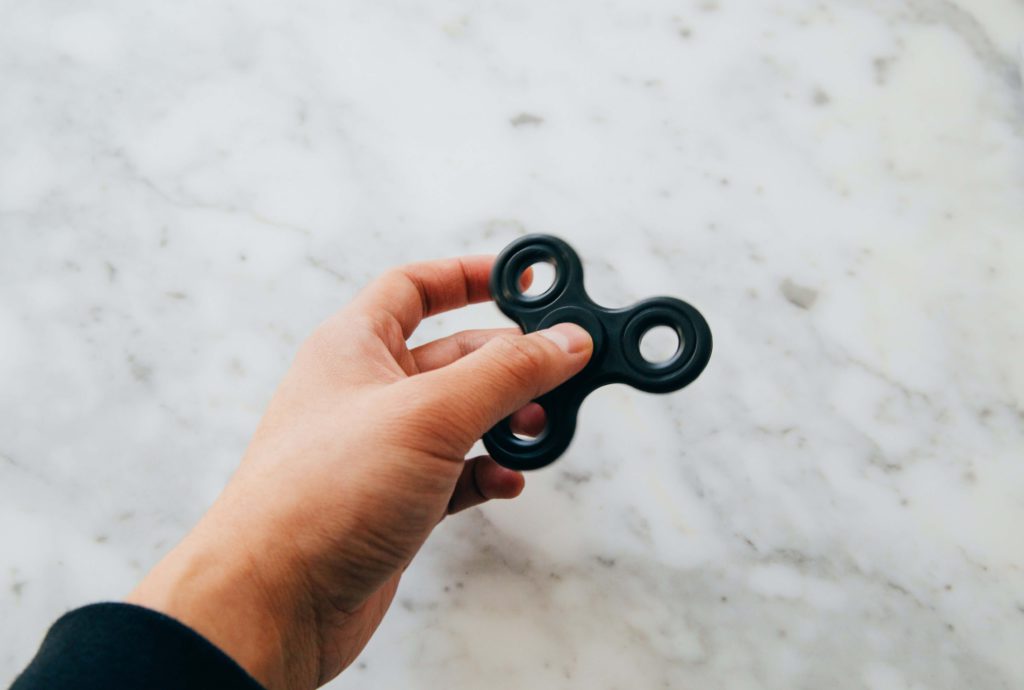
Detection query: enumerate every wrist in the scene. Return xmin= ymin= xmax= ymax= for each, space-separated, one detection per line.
xmin=127 ymin=499 xmax=320 ymax=690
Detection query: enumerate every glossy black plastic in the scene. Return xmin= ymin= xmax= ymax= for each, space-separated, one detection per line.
xmin=482 ymin=234 xmax=712 ymax=470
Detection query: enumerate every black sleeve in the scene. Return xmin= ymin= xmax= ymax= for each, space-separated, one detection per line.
xmin=10 ymin=603 xmax=266 ymax=690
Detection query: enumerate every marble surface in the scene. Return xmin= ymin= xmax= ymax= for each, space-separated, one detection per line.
xmin=3 ymin=1 xmax=1024 ymax=687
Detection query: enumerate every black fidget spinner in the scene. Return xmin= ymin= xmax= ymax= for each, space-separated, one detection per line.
xmin=482 ymin=234 xmax=712 ymax=471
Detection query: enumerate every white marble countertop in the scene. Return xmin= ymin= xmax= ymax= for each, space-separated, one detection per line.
xmin=3 ymin=1 xmax=1024 ymax=688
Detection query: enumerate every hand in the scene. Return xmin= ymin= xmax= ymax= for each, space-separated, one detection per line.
xmin=127 ymin=255 xmax=593 ymax=689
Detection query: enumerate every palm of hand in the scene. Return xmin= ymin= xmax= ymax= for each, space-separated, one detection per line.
xmin=236 ymin=257 xmax=544 ymax=684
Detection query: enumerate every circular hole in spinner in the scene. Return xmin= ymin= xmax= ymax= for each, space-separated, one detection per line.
xmin=517 ymin=259 xmax=557 ymax=298
xmin=510 ymin=402 xmax=548 ymax=443
xmin=639 ymin=324 xmax=683 ymax=364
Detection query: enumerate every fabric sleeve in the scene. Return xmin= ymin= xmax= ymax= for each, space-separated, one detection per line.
xmin=10 ymin=602 xmax=265 ymax=690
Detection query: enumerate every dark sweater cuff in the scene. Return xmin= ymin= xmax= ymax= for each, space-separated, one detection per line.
xmin=11 ymin=602 xmax=265 ymax=690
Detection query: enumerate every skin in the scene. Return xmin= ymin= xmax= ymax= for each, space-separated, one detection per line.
xmin=127 ymin=255 xmax=593 ymax=690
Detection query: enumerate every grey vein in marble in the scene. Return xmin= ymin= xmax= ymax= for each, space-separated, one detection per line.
xmin=2 ymin=1 xmax=1024 ymax=688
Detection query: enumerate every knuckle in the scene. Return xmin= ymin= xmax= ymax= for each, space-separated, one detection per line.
xmin=299 ymin=311 xmax=369 ymax=359
xmin=454 ymin=328 xmax=510 ymax=358
xmin=378 ymin=265 xmax=408 ymax=284
xmin=375 ymin=311 xmax=406 ymax=348
xmin=490 ymin=334 xmax=549 ymax=389
xmin=450 ymin=329 xmax=479 ymax=359
xmin=387 ymin=265 xmax=430 ymax=315
xmin=380 ymin=267 xmax=411 ymax=293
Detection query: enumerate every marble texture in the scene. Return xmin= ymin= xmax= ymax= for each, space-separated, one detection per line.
xmin=2 ymin=0 xmax=1024 ymax=687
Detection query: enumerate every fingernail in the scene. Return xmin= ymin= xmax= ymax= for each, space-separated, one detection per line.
xmin=539 ymin=322 xmax=592 ymax=354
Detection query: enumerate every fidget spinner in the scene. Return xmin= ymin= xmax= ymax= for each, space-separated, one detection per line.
xmin=482 ymin=234 xmax=712 ymax=470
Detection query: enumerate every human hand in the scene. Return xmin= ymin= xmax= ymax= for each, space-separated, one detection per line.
xmin=127 ymin=255 xmax=593 ymax=689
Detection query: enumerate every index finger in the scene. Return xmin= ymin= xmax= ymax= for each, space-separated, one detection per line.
xmin=351 ymin=255 xmax=496 ymax=338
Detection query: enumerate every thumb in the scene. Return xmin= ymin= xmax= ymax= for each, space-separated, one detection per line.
xmin=409 ymin=322 xmax=593 ymax=448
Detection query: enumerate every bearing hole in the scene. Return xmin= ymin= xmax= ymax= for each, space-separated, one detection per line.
xmin=510 ymin=402 xmax=547 ymax=442
xmin=639 ymin=325 xmax=681 ymax=364
xmin=518 ymin=260 xmax=556 ymax=297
